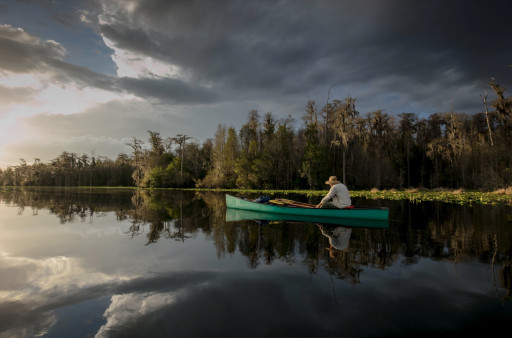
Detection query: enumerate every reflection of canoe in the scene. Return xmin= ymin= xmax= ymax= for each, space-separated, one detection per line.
xmin=225 ymin=195 xmax=389 ymax=228
xmin=225 ymin=208 xmax=389 ymax=227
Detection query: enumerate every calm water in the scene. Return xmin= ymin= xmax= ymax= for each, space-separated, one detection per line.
xmin=0 ymin=187 xmax=511 ymax=338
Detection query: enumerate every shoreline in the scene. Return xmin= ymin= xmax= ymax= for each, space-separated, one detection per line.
xmin=1 ymin=186 xmax=511 ymax=206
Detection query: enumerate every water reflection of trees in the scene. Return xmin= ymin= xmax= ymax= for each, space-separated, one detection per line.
xmin=0 ymin=187 xmax=134 ymax=223
xmin=127 ymin=189 xmax=199 ymax=244
xmin=1 ymin=188 xmax=511 ymax=297
xmin=501 ymin=262 xmax=511 ymax=301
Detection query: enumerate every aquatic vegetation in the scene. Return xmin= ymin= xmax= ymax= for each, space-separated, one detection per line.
xmin=187 ymin=188 xmax=512 ymax=206
xmin=348 ymin=189 xmax=512 ymax=206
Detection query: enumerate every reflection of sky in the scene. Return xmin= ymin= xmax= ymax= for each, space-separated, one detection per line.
xmin=0 ymin=203 xmax=511 ymax=337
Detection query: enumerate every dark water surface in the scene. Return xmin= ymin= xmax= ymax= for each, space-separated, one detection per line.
xmin=0 ymin=187 xmax=511 ymax=338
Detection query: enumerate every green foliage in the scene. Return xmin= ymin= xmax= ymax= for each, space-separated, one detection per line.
xmin=1 ymin=79 xmax=511 ymax=193
xmin=142 ymin=166 xmax=164 ymax=188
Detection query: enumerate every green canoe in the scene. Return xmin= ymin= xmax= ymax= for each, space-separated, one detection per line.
xmin=225 ymin=194 xmax=389 ymax=227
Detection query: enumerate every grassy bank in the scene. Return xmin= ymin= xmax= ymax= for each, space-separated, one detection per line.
xmin=186 ymin=187 xmax=512 ymax=206
xmin=1 ymin=186 xmax=511 ymax=206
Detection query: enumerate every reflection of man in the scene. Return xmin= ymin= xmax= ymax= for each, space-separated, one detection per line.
xmin=318 ymin=225 xmax=352 ymax=252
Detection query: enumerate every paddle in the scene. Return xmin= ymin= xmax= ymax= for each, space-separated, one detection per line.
xmin=278 ymin=198 xmax=316 ymax=207
xmin=269 ymin=198 xmax=316 ymax=208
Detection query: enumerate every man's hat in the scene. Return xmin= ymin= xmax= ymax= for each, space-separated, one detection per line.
xmin=325 ymin=176 xmax=340 ymax=184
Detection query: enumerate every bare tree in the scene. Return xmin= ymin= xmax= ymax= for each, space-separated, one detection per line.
xmin=331 ymin=97 xmax=358 ymax=184
xmin=172 ymin=134 xmax=192 ymax=184
xmin=480 ymin=88 xmax=494 ymax=146
xmin=127 ymin=137 xmax=145 ymax=187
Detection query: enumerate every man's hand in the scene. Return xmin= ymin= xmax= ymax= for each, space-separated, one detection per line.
xmin=316 ymin=203 xmax=322 ymax=208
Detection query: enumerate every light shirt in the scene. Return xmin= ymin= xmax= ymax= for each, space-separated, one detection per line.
xmin=321 ymin=183 xmax=351 ymax=208
xmin=320 ymin=226 xmax=352 ymax=250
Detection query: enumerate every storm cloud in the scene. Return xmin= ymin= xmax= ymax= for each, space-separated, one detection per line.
xmin=97 ymin=0 xmax=512 ymax=105
xmin=0 ymin=0 xmax=511 ymax=166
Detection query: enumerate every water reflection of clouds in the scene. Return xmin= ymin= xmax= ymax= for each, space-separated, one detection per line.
xmin=0 ymin=245 xmax=219 ymax=338
xmin=0 ymin=206 xmax=139 ymax=337
xmin=0 ymin=250 xmax=131 ymax=297
xmin=0 ymin=206 xmax=133 ymax=245
xmin=361 ymin=256 xmax=505 ymax=302
xmin=0 ymin=306 xmax=57 ymax=338
xmin=0 ymin=252 xmax=75 ymax=294
xmin=96 ymin=292 xmax=178 ymax=337
xmin=0 ymin=201 xmax=223 ymax=336
xmin=0 ymin=249 xmax=129 ymax=337
xmin=59 ymin=217 xmax=133 ymax=239
xmin=1 ymin=207 xmax=170 ymax=274
xmin=91 ymin=272 xmax=356 ymax=337
xmin=2 ymin=263 xmax=507 ymax=337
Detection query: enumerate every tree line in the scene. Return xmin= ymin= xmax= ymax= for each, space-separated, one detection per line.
xmin=1 ymin=79 xmax=511 ymax=190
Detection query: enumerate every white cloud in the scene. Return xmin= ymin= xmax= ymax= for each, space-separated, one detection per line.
xmin=103 ymin=37 xmax=186 ymax=80
xmin=95 ymin=292 xmax=177 ymax=337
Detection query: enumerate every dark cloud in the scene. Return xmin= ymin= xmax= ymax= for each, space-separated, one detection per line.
xmin=99 ymin=0 xmax=328 ymax=91
xmin=14 ymin=0 xmax=102 ymax=27
xmin=0 ymin=24 xmax=217 ymax=104
xmin=0 ymin=24 xmax=66 ymax=73
xmin=98 ymin=0 xmax=512 ymax=112
xmin=47 ymin=58 xmax=120 ymax=91
xmin=0 ymin=24 xmax=114 ymax=91
xmin=6 ymin=0 xmax=512 ymax=111
xmin=1 ymin=0 xmax=512 ymax=166
xmin=120 ymin=76 xmax=218 ymax=103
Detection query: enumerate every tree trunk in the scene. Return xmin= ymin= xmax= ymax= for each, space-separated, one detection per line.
xmin=342 ymin=148 xmax=346 ymax=184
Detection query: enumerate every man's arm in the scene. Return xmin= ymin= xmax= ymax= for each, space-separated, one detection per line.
xmin=316 ymin=186 xmax=335 ymax=208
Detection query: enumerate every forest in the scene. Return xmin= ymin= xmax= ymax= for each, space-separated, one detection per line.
xmin=1 ymin=79 xmax=511 ymax=191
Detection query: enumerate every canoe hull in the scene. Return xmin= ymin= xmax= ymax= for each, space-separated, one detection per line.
xmin=225 ymin=194 xmax=389 ymax=224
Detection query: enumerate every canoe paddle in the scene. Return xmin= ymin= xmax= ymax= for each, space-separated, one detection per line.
xmin=269 ymin=198 xmax=316 ymax=208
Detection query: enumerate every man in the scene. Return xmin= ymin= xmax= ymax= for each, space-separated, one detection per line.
xmin=316 ymin=176 xmax=351 ymax=209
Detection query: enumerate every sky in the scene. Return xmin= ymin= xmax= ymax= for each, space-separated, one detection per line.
xmin=0 ymin=0 xmax=511 ymax=168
